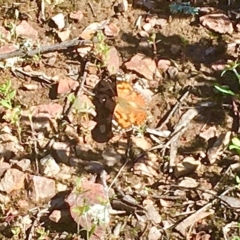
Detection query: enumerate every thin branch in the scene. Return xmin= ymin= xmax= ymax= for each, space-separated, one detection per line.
xmin=0 ymin=38 xmax=92 ymax=61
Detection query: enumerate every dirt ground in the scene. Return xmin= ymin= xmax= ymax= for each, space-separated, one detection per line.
xmin=0 ymin=0 xmax=240 ymax=239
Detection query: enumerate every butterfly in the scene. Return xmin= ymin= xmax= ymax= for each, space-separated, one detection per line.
xmin=111 ymin=79 xmax=148 ymax=133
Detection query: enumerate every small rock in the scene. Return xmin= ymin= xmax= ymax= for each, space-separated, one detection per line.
xmin=30 ymin=103 xmax=63 ymax=118
xmin=80 ymin=22 xmax=103 ymax=40
xmin=104 ymin=23 xmax=119 ymax=37
xmin=139 ymin=30 xmax=149 ymax=37
xmin=15 ymin=20 xmax=38 ymax=40
xmin=49 ymin=210 xmax=62 ymax=222
xmin=179 ymin=177 xmax=199 ymax=188
xmin=84 ymin=161 xmax=105 ymax=174
xmin=57 ymin=29 xmax=71 ymax=41
xmin=155 ymin=18 xmax=168 ymax=28
xmin=174 ymin=156 xmax=200 ymax=177
xmin=210 ymin=60 xmax=227 ymax=71
xmin=0 ymin=169 xmax=25 ymax=193
xmin=131 ymin=136 xmax=152 ymax=151
xmin=85 ymin=74 xmax=100 ymax=88
xmin=69 ymin=10 xmax=83 ymax=22
xmin=157 ymin=59 xmax=171 ymax=72
xmin=167 ymin=66 xmax=178 ymax=79
xmin=142 ymin=23 xmax=152 ymax=32
xmin=14 ymin=158 xmax=31 ymax=171
xmin=236 ymin=22 xmax=240 ymax=32
xmin=51 ymin=13 xmax=65 ymax=30
xmin=0 ymin=192 xmax=10 ymax=204
xmin=0 ymin=45 xmax=18 ymax=54
xmin=0 ymin=26 xmax=11 ymax=41
xmin=105 ymin=46 xmax=121 ymax=75
xmin=77 ymin=45 xmax=92 ymax=57
xmin=28 ymin=175 xmax=56 ymax=202
xmin=17 ymin=199 xmax=29 ymax=209
xmin=57 ymin=77 xmax=79 ymax=94
xmin=22 ymin=83 xmax=39 ymax=91
xmin=66 ymin=177 xmax=110 ymax=239
xmin=200 ymin=13 xmax=233 ymax=34
xmin=199 ymin=126 xmax=217 ymax=141
xmin=0 ymin=126 xmax=24 ymax=159
xmin=0 ymin=162 xmax=11 ymax=178
xmin=52 ymin=142 xmax=70 ymax=164
xmin=124 ymin=53 xmax=161 ymax=81
xmin=56 ymin=182 xmax=68 ymax=192
xmin=40 ymin=154 xmax=61 ymax=176
xmin=73 ymin=94 xmax=96 ymax=117
xmin=143 ymin=199 xmax=161 ymax=224
xmin=148 ymin=226 xmax=162 ymax=240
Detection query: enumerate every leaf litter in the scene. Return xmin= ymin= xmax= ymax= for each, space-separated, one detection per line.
xmin=0 ymin=0 xmax=240 ymax=239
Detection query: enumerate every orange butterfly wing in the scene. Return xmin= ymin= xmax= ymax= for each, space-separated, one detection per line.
xmin=112 ymin=81 xmax=147 ymax=132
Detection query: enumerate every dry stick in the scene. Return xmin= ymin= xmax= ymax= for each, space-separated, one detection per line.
xmin=0 ymin=38 xmax=92 ymax=61
xmin=88 ymin=1 xmax=96 ymax=17
xmin=62 ymin=61 xmax=89 ymax=117
xmin=157 ymin=87 xmax=191 ymax=131
xmin=173 ymin=186 xmax=237 ymax=236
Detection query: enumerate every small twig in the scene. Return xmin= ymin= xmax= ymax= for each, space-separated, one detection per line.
xmin=88 ymin=1 xmax=96 ymax=17
xmin=157 ymin=86 xmax=191 ymax=131
xmin=0 ymin=38 xmax=92 ymax=61
xmin=107 ymin=159 xmax=128 ymax=192
xmin=62 ymin=60 xmax=89 ymax=117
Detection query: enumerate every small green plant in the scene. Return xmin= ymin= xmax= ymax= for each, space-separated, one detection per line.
xmin=0 ymin=79 xmax=16 ymax=109
xmin=169 ymin=2 xmax=199 ymax=15
xmin=35 ymin=226 xmax=50 ymax=240
xmin=229 ymin=137 xmax=240 ymax=155
xmin=214 ymin=61 xmax=240 ymax=97
xmin=0 ymin=79 xmax=22 ymax=136
xmin=93 ymin=31 xmax=110 ymax=64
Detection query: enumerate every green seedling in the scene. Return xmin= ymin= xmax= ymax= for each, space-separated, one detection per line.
xmin=0 ymin=79 xmax=16 ymax=109
xmin=35 ymin=226 xmax=50 ymax=240
xmin=93 ymin=31 xmax=110 ymax=65
xmin=0 ymin=79 xmax=22 ymax=137
xmin=214 ymin=61 xmax=240 ymax=97
xmin=229 ymin=137 xmax=240 ymax=155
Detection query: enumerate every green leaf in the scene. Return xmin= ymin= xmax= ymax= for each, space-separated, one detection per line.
xmin=0 ymin=100 xmax=11 ymax=109
xmin=214 ymin=85 xmax=235 ymax=96
xmin=232 ymin=137 xmax=240 ymax=147
xmin=8 ymin=89 xmax=16 ymax=100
